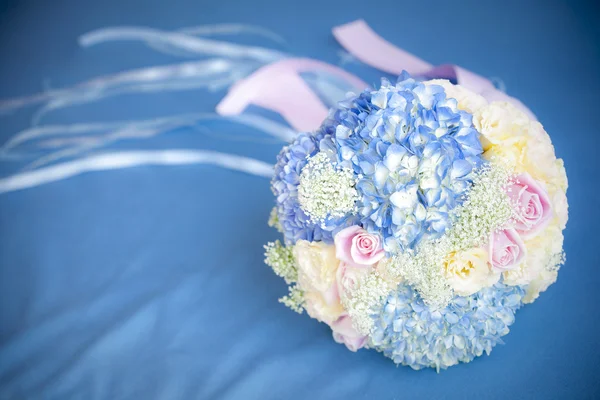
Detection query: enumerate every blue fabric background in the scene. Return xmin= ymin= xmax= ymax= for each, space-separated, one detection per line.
xmin=0 ymin=0 xmax=598 ymax=398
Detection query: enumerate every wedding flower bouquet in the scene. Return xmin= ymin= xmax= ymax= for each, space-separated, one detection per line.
xmin=265 ymin=73 xmax=568 ymax=370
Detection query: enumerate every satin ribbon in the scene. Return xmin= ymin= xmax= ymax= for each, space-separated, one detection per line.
xmin=333 ymin=19 xmax=537 ymax=121
xmin=216 ymin=58 xmax=368 ymax=132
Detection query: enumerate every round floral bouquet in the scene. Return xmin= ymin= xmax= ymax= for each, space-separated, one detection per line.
xmin=264 ymin=73 xmax=568 ymax=370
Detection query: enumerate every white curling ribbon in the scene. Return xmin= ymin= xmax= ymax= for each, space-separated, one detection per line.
xmin=177 ymin=24 xmax=285 ymax=44
xmin=0 ymin=150 xmax=273 ymax=194
xmin=0 ymin=59 xmax=253 ymax=116
xmin=29 ymin=65 xmax=258 ymax=124
xmin=79 ymin=27 xmax=287 ymax=63
xmin=1 ymin=113 xmax=296 ymax=163
xmin=147 ymin=24 xmax=286 ymax=57
xmin=0 ymin=23 xmax=288 ymax=115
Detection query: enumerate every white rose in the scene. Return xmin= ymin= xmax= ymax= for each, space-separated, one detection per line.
xmin=444 ymin=248 xmax=500 ymax=296
xmin=293 ymin=240 xmax=344 ymax=323
xmin=424 ymin=79 xmax=488 ymax=115
xmin=474 ymin=101 xmax=530 ymax=150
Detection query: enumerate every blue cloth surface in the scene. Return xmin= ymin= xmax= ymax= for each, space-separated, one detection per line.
xmin=0 ymin=0 xmax=599 ymax=398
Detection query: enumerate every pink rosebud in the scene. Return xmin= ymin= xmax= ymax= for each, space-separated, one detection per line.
xmin=331 ymin=314 xmax=368 ymax=352
xmin=334 ymin=226 xmax=384 ymax=268
xmin=489 ymin=228 xmax=527 ymax=272
xmin=507 ymin=173 xmax=552 ymax=238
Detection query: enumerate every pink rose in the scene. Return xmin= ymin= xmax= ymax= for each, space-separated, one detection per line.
xmin=334 ymin=226 xmax=384 ymax=268
xmin=489 ymin=228 xmax=527 ymax=272
xmin=331 ymin=314 xmax=368 ymax=352
xmin=507 ymin=173 xmax=552 ymax=238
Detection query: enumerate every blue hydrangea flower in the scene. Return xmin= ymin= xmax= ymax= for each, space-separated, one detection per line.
xmin=272 ymin=130 xmax=351 ymax=243
xmin=369 ymin=281 xmax=524 ymax=371
xmin=321 ymin=73 xmax=484 ymax=251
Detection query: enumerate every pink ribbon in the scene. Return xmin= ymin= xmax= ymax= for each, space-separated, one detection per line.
xmin=333 ymin=19 xmax=434 ymax=76
xmin=216 ymin=58 xmax=368 ymax=132
xmin=333 ymin=19 xmax=536 ymax=120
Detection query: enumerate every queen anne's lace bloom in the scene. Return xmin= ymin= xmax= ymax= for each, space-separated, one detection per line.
xmin=321 ymin=73 xmax=484 ymax=251
xmin=264 ymin=240 xmax=297 ymax=284
xmin=264 ymin=240 xmax=305 ymax=313
xmin=370 ymin=281 xmax=524 ymax=371
xmin=298 ymin=152 xmax=359 ymax=224
xmin=272 ymin=131 xmax=337 ymax=243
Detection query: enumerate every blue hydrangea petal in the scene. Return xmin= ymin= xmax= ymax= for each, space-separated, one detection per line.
xmin=370 ymin=281 xmax=525 ymax=370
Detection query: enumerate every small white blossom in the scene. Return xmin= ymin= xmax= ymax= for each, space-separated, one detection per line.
xmin=342 ymin=270 xmax=393 ymax=335
xmin=265 ymin=241 xmax=306 ymax=314
xmin=279 ymin=285 xmax=305 ymax=314
xmin=264 ymin=240 xmax=298 ymax=285
xmin=298 ymin=152 xmax=359 ymax=225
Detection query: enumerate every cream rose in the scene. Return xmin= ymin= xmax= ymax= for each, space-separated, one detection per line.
xmin=444 ymin=248 xmax=500 ymax=296
xmin=482 ymin=135 xmax=528 ymax=170
xmin=552 ymin=188 xmax=569 ymax=230
xmin=520 ymin=128 xmax=561 ymax=185
xmin=293 ymin=240 xmax=371 ymax=350
xmin=482 ymin=117 xmax=567 ymax=193
xmin=554 ymin=158 xmax=569 ymax=192
xmin=474 ymin=101 xmax=530 ymax=151
xmin=523 ymin=268 xmax=558 ymax=304
xmin=293 ymin=240 xmax=344 ymax=324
